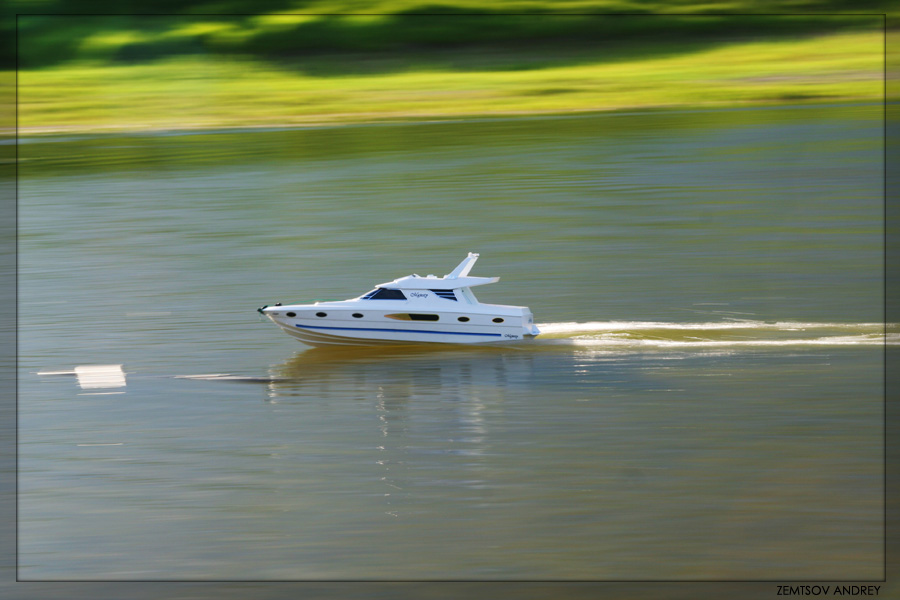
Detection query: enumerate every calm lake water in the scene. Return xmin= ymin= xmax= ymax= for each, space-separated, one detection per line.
xmin=17 ymin=104 xmax=889 ymax=580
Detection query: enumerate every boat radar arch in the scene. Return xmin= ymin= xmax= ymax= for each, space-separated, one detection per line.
xmin=447 ymin=252 xmax=479 ymax=278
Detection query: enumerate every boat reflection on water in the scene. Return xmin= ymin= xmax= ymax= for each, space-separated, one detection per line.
xmin=262 ymin=345 xmax=549 ymax=512
xmin=264 ymin=344 xmax=539 ymax=407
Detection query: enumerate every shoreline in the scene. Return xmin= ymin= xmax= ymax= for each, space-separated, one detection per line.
xmin=7 ymin=98 xmax=885 ymax=140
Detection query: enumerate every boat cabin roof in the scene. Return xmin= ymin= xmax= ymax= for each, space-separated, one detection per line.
xmin=375 ymin=253 xmax=498 ymax=290
xmin=378 ymin=274 xmax=498 ymax=290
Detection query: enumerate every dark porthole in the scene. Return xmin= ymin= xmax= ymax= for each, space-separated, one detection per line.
xmin=352 ymin=313 xmax=363 ymax=318
xmin=316 ymin=312 xmax=327 ymax=317
xmin=492 ymin=317 xmax=504 ymax=323
xmin=286 ymin=312 xmax=296 ymax=317
xmin=457 ymin=316 xmax=470 ymax=322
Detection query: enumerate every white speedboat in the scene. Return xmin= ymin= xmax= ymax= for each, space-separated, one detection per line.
xmin=258 ymin=253 xmax=540 ymax=346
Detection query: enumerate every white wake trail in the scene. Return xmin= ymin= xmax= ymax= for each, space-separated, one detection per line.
xmin=534 ymin=321 xmax=897 ymax=348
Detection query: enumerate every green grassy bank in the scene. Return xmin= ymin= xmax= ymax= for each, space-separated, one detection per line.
xmin=16 ymin=30 xmax=884 ymax=134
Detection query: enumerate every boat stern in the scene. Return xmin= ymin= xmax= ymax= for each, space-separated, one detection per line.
xmin=522 ymin=309 xmax=540 ymax=338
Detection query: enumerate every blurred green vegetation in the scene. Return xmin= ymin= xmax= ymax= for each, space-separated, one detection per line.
xmin=6 ymin=1 xmax=888 ymax=133
xmin=18 ymin=31 xmax=883 ymax=133
xmin=6 ymin=1 xmax=889 ymax=69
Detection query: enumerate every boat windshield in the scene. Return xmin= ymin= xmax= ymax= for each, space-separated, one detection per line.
xmin=361 ymin=288 xmax=407 ymax=300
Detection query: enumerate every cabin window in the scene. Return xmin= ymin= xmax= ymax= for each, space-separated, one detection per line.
xmin=316 ymin=312 xmax=327 ymax=317
xmin=386 ymin=313 xmax=439 ymax=321
xmin=286 ymin=312 xmax=296 ymax=317
xmin=362 ymin=288 xmax=407 ymax=300
xmin=492 ymin=317 xmax=504 ymax=323
xmin=457 ymin=316 xmax=469 ymax=322
xmin=430 ymin=289 xmax=457 ymax=301
xmin=352 ymin=313 xmax=363 ymax=318
xmin=409 ymin=314 xmax=439 ymax=321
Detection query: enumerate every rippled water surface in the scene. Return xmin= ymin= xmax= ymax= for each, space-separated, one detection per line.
xmin=18 ymin=104 xmax=887 ymax=580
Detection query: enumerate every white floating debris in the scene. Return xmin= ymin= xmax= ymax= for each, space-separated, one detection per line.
xmin=74 ymin=364 xmax=126 ymax=389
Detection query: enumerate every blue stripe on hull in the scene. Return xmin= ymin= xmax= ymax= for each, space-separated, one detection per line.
xmin=296 ymin=323 xmax=502 ymax=337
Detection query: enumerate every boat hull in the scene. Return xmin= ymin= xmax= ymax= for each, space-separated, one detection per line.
xmin=275 ymin=320 xmax=536 ymax=347
xmin=264 ymin=306 xmax=538 ymax=347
